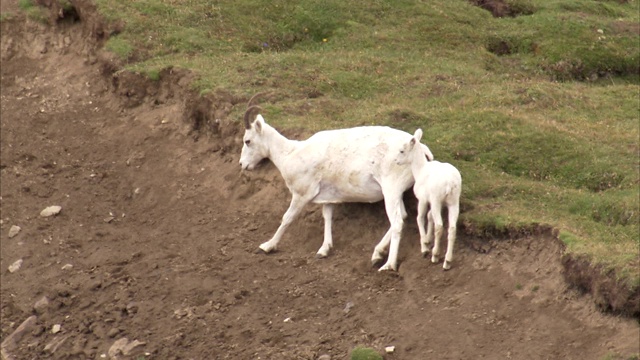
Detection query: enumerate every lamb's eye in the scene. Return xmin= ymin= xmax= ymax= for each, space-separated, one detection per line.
xmin=245 ymin=140 xmax=251 ymax=145
xmin=400 ymin=150 xmax=404 ymax=154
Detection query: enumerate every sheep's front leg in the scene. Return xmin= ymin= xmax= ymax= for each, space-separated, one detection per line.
xmin=378 ymin=193 xmax=406 ymax=272
xmin=371 ymin=228 xmax=391 ymax=265
xmin=316 ymin=203 xmax=335 ymax=258
xmin=259 ymin=194 xmax=307 ymax=253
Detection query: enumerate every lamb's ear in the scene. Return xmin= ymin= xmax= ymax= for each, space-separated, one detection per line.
xmin=408 ymin=137 xmax=417 ymax=150
xmin=414 ymin=128 xmax=423 ymax=142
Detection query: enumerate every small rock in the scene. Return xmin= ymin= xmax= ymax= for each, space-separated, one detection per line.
xmin=8 ymin=225 xmax=21 ymax=238
xmin=61 ymin=264 xmax=73 ymax=271
xmin=40 ymin=206 xmax=62 ymax=217
xmin=1 ymin=315 xmax=37 ymax=352
xmin=103 ymin=216 xmax=115 ymax=223
xmin=125 ymin=302 xmax=138 ymax=315
xmin=283 ymin=317 xmax=292 ymax=323
xmin=385 ymin=346 xmax=395 ymax=354
xmin=107 ymin=328 xmax=120 ymax=338
xmin=343 ymin=301 xmax=354 ymax=314
xmin=44 ymin=335 xmax=69 ymax=354
xmin=33 ymin=296 xmax=50 ymax=314
xmin=51 ymin=324 xmax=61 ymax=334
xmin=108 ymin=338 xmax=145 ymax=358
xmin=8 ymin=259 xmax=23 ymax=273
xmin=318 ymin=355 xmax=331 ymax=360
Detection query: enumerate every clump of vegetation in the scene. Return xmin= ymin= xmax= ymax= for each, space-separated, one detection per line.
xmin=350 ymin=347 xmax=383 ymax=360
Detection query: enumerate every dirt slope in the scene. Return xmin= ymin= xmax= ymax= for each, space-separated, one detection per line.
xmin=1 ymin=2 xmax=638 ymax=360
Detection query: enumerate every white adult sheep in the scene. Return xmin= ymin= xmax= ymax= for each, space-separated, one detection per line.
xmin=395 ymin=128 xmax=462 ymax=270
xmin=239 ymin=106 xmax=434 ymax=271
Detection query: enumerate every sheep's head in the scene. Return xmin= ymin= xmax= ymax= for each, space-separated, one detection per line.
xmin=395 ymin=128 xmax=423 ymax=166
xmin=239 ymin=106 xmax=269 ymax=171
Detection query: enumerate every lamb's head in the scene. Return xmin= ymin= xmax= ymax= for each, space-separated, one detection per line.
xmin=239 ymin=106 xmax=269 ymax=171
xmin=395 ymin=128 xmax=424 ymax=166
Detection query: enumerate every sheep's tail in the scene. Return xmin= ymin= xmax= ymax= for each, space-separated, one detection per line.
xmin=421 ymin=143 xmax=434 ymax=161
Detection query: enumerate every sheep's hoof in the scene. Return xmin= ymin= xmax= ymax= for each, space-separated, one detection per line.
xmin=371 ymin=255 xmax=385 ymax=268
xmin=421 ymin=250 xmax=430 ymax=258
xmin=378 ymin=263 xmax=397 ymax=272
xmin=315 ymin=253 xmax=328 ymax=259
xmin=431 ymin=255 xmax=439 ymax=264
xmin=443 ymin=261 xmax=451 ymax=270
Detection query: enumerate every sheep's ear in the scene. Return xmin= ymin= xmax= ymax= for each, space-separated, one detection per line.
xmin=254 ymin=115 xmax=264 ymax=134
xmin=409 ymin=137 xmax=417 ymax=150
xmin=414 ymin=128 xmax=423 ymax=142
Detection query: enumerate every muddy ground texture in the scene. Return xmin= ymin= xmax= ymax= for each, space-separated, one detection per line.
xmin=1 ymin=2 xmax=639 ymax=360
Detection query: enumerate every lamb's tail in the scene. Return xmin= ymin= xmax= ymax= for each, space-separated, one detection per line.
xmin=421 ymin=143 xmax=434 ymax=161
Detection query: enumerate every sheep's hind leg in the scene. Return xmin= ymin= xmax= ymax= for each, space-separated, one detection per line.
xmin=316 ymin=204 xmax=335 ymax=258
xmin=259 ymin=194 xmax=307 ymax=253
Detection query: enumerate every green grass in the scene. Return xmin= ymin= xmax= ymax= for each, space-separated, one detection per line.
xmin=351 ymin=346 xmax=383 ymax=360
xmin=71 ymin=0 xmax=639 ymax=286
xmin=17 ymin=0 xmax=49 ymax=23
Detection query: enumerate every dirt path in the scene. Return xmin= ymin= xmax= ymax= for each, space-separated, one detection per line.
xmin=1 ymin=4 xmax=638 ymax=360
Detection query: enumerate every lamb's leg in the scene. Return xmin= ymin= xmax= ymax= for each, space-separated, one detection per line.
xmin=429 ymin=203 xmax=444 ymax=265
xmin=259 ymin=194 xmax=308 ymax=253
xmin=379 ymin=193 xmax=405 ymax=272
xmin=443 ymin=203 xmax=460 ymax=270
xmin=316 ymin=203 xmax=335 ymax=258
xmin=424 ymin=209 xmax=435 ymax=257
xmin=417 ymin=199 xmax=430 ymax=256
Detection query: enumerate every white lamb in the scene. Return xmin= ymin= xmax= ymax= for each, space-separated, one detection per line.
xmin=395 ymin=129 xmax=462 ymax=270
xmin=239 ymin=105 xmax=434 ymax=271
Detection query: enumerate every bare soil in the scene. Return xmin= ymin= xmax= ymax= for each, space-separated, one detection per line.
xmin=1 ymin=2 xmax=638 ymax=360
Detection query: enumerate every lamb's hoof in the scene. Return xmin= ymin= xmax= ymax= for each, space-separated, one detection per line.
xmin=315 ymin=253 xmax=328 ymax=259
xmin=431 ymin=255 xmax=439 ymax=264
xmin=443 ymin=261 xmax=451 ymax=270
xmin=257 ymin=243 xmax=275 ymax=254
xmin=421 ymin=250 xmax=430 ymax=258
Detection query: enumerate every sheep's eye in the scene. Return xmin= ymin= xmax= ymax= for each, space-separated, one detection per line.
xmin=400 ymin=150 xmax=404 ymax=154
xmin=245 ymin=140 xmax=251 ymax=146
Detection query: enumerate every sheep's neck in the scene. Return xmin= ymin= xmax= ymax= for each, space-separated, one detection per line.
xmin=264 ymin=125 xmax=299 ymax=171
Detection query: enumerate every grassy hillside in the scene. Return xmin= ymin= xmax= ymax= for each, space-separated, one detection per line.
xmin=23 ymin=0 xmax=640 ymax=284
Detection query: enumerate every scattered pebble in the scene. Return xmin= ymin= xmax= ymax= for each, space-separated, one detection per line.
xmin=107 ymin=328 xmax=120 ymax=338
xmin=51 ymin=324 xmax=61 ymax=334
xmin=33 ymin=296 xmax=50 ymax=315
xmin=283 ymin=317 xmax=292 ymax=323
xmin=318 ymin=355 xmax=331 ymax=360
xmin=61 ymin=264 xmax=73 ymax=270
xmin=8 ymin=259 xmax=23 ymax=273
xmin=343 ymin=301 xmax=354 ymax=314
xmin=8 ymin=225 xmax=21 ymax=238
xmin=40 ymin=205 xmax=62 ymax=217
xmin=108 ymin=338 xmax=146 ymax=358
xmin=44 ymin=335 xmax=69 ymax=354
xmin=385 ymin=346 xmax=395 ymax=354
